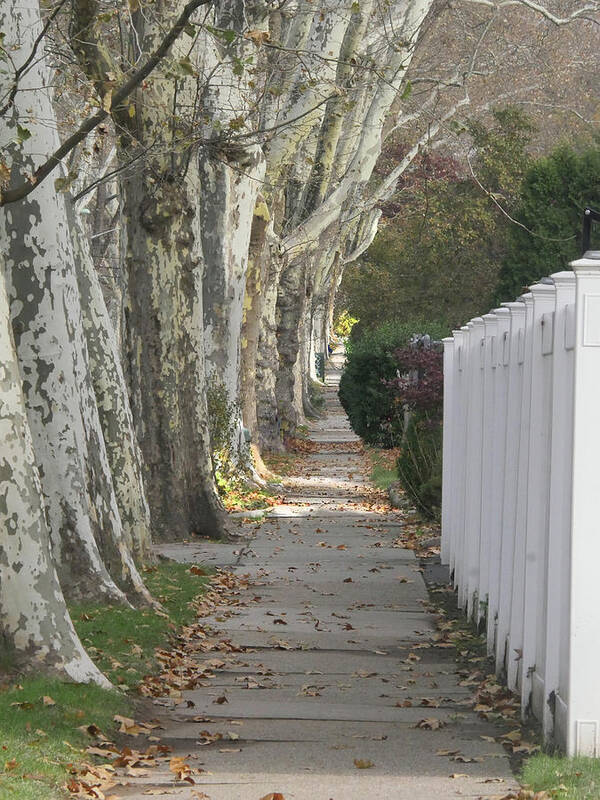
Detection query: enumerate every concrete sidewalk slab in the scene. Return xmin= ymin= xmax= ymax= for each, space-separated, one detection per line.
xmin=117 ymin=349 xmax=518 ymax=800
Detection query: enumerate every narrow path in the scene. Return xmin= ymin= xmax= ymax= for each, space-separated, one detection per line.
xmin=121 ymin=349 xmax=519 ymax=800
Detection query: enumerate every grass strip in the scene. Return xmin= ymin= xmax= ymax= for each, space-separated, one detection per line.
xmin=521 ymin=754 xmax=600 ymax=799
xmin=367 ymin=446 xmax=399 ymax=491
xmin=0 ymin=561 xmax=210 ymax=800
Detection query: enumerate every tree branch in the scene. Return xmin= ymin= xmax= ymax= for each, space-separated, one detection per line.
xmin=461 ymin=0 xmax=599 ymax=26
xmin=0 ymin=0 xmax=213 ymax=207
xmin=0 ymin=0 xmax=69 ymax=117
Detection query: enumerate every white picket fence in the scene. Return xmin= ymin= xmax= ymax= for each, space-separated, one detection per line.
xmin=441 ymin=254 xmax=600 ymax=757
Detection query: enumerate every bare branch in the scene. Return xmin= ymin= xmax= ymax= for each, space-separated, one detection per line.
xmin=0 ymin=0 xmax=213 ymax=207
xmin=461 ymin=0 xmax=600 ymax=26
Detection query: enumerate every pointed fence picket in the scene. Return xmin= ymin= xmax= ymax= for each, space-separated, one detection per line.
xmin=441 ymin=255 xmax=600 ymax=756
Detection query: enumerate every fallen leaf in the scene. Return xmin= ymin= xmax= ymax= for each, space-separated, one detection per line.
xmin=415 ymin=718 xmax=446 ymax=730
xmin=259 ymin=794 xmax=285 ymax=800
xmin=353 ymin=759 xmax=375 ymax=769
xmin=42 ymin=696 xmax=56 ymax=706
xmin=449 ymin=772 xmax=469 ymax=779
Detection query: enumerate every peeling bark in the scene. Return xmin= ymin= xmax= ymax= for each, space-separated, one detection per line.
xmin=0 ymin=0 xmax=133 ymax=606
xmin=240 ymin=197 xmax=272 ymax=442
xmin=70 ymin=209 xmax=153 ymax=566
xmin=118 ymin=5 xmax=230 ymax=542
xmin=0 ymin=260 xmax=109 ymax=685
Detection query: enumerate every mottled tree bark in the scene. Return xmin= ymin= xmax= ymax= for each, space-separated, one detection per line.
xmin=70 ymin=209 xmax=153 ymax=565
xmin=117 ymin=5 xmax=230 ymax=542
xmin=0 ymin=261 xmax=109 ymax=684
xmin=240 ymin=197 xmax=272 ymax=442
xmin=0 ymin=0 xmax=145 ymax=606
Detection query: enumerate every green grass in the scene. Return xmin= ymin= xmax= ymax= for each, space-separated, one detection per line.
xmin=71 ymin=562 xmax=211 ymax=687
xmin=367 ymin=447 xmax=399 ymax=491
xmin=522 ymin=754 xmax=600 ymax=799
xmin=0 ymin=679 xmax=127 ymax=800
xmin=0 ymin=561 xmax=210 ymax=800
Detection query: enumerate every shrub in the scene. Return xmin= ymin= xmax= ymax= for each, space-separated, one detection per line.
xmin=386 ymin=346 xmax=444 ymax=519
xmin=339 ymin=320 xmax=447 ymax=447
xmin=495 ymin=142 xmax=600 ymax=302
xmin=333 ymin=309 xmax=358 ymax=338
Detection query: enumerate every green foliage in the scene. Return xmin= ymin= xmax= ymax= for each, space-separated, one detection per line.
xmin=333 ymin=309 xmax=358 ymax=338
xmin=0 ymin=562 xmax=209 ymax=800
xmin=338 ymin=319 xmax=448 ymax=447
xmin=396 ymin=414 xmax=442 ymax=519
xmin=521 ymin=753 xmax=600 ymax=799
xmin=339 ymin=108 xmax=534 ymax=330
xmin=496 ymin=142 xmax=600 ymax=302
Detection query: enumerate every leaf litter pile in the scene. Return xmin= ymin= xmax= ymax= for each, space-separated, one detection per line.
xmin=64 ymin=567 xmax=257 ymax=800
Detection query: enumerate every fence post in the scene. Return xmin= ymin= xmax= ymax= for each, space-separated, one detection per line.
xmin=479 ymin=314 xmax=499 ymax=624
xmin=495 ymin=301 xmax=527 ymax=675
xmin=441 ymin=337 xmax=455 ymax=566
xmin=543 ymin=271 xmax=576 ymax=744
xmin=566 ymin=253 xmax=600 ymax=756
xmin=464 ymin=317 xmax=485 ymax=618
xmin=507 ymin=293 xmax=534 ymax=693
xmin=521 ymin=281 xmax=556 ymax=718
xmin=452 ymin=327 xmax=469 ymax=589
xmin=486 ymin=307 xmax=511 ymax=656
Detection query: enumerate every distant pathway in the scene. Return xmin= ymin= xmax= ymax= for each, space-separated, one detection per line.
xmin=121 ymin=347 xmax=519 ymax=800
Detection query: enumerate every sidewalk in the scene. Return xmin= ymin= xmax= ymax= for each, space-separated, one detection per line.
xmin=119 ymin=350 xmax=519 ymax=800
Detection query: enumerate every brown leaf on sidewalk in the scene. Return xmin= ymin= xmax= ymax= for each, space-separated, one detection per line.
xmin=354 ymin=759 xmax=375 ymax=769
xmin=213 ymin=695 xmax=228 ymax=704
xmin=415 ymin=718 xmax=446 ymax=730
xmin=169 ymin=756 xmax=195 ymax=784
xmin=259 ymin=794 xmax=285 ymax=800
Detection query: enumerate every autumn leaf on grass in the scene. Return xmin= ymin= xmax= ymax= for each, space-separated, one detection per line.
xmin=415 ymin=718 xmax=446 ymax=730
xmin=42 ymin=695 xmax=56 ymax=706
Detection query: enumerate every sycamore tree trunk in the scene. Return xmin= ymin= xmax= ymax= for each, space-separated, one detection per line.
xmin=118 ymin=6 xmax=230 ymax=542
xmin=256 ymin=250 xmax=287 ymax=451
xmin=198 ymin=1 xmax=268 ymax=472
xmin=0 ymin=0 xmax=150 ymax=606
xmin=240 ymin=197 xmax=272 ymax=442
xmin=0 ymin=261 xmax=109 ymax=685
xmin=201 ymin=151 xmax=264 ymax=414
xmin=269 ymin=0 xmax=434 ymax=434
xmin=70 ymin=209 xmax=153 ymax=565
xmin=275 ymin=254 xmax=312 ymax=432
